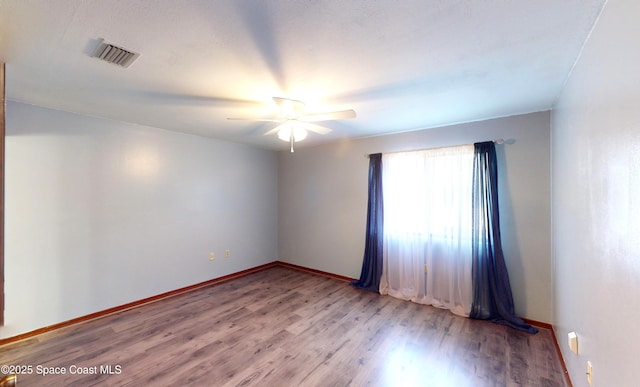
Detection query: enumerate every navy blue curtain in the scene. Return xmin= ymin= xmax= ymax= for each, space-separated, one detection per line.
xmin=470 ymin=142 xmax=537 ymax=333
xmin=351 ymin=153 xmax=384 ymax=293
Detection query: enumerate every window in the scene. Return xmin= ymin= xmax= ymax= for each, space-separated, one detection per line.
xmin=383 ymin=145 xmax=474 ymax=239
xmin=380 ymin=145 xmax=474 ymax=316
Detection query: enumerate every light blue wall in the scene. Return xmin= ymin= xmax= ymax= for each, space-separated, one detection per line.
xmin=1 ymin=101 xmax=278 ymax=338
xmin=279 ymin=111 xmax=552 ymax=322
xmin=551 ymin=1 xmax=640 ymax=385
xmin=2 ymin=103 xmax=553 ymax=337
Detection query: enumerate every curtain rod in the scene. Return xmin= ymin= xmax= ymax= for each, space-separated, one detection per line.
xmin=365 ymin=138 xmax=505 ymax=158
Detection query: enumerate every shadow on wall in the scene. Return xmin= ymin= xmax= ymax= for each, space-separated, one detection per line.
xmin=494 ymin=141 xmax=527 ymax=315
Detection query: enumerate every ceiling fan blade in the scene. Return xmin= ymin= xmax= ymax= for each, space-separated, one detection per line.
xmin=264 ymin=123 xmax=289 ymax=136
xmin=264 ymin=122 xmax=332 ymax=137
xmin=304 ymin=123 xmax=332 ymax=135
xmin=227 ymin=116 xmax=282 ymax=122
xmin=304 ymin=109 xmax=356 ymax=122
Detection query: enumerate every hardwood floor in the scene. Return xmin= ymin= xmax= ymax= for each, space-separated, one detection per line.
xmin=0 ymin=266 xmax=567 ymax=386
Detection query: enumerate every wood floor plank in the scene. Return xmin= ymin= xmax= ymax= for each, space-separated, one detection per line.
xmin=0 ymin=266 xmax=567 ymax=386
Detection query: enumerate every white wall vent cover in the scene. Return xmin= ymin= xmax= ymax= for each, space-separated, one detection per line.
xmin=91 ymin=39 xmax=140 ymax=68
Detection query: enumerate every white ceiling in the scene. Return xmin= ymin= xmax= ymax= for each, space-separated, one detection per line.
xmin=0 ymin=0 xmax=605 ymax=151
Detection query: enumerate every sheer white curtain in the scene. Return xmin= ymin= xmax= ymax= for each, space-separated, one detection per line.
xmin=380 ymin=145 xmax=474 ymax=317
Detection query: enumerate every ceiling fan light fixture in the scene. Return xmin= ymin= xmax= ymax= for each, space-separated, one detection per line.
xmin=226 ymin=96 xmax=354 ymax=151
xmin=277 ymin=124 xmax=308 ymax=142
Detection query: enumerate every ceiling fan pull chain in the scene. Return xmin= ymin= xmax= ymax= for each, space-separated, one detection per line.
xmin=290 ymin=129 xmax=295 ymax=153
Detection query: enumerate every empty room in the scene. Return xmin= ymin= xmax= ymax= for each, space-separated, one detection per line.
xmin=0 ymin=0 xmax=638 ymax=386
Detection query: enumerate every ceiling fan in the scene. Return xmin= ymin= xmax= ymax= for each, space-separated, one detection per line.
xmin=227 ymin=97 xmax=356 ymax=152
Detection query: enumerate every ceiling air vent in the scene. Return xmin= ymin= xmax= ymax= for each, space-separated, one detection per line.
xmin=91 ymin=39 xmax=140 ymax=68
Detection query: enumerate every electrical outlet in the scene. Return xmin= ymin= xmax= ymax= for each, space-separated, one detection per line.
xmin=586 ymin=361 xmax=593 ymax=386
xmin=225 ymin=249 xmax=230 ymax=257
xmin=209 ymin=252 xmax=215 ymax=261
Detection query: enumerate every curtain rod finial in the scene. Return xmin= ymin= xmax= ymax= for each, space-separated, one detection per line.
xmin=494 ymin=138 xmax=504 ymax=145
